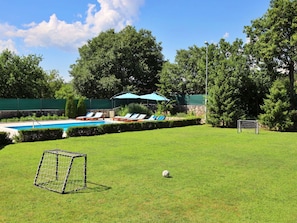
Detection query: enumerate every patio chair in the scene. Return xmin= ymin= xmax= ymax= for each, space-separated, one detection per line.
xmin=76 ymin=112 xmax=94 ymax=120
xmin=86 ymin=112 xmax=103 ymax=120
xmin=113 ymin=113 xmax=132 ymax=121
xmin=125 ymin=114 xmax=147 ymax=122
xmin=156 ymin=115 xmax=166 ymax=121
xmin=121 ymin=113 xmax=140 ymax=121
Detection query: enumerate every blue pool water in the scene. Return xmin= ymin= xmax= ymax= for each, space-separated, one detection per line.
xmin=8 ymin=120 xmax=107 ymax=131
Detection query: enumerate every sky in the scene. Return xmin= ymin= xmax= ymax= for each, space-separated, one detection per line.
xmin=0 ymin=0 xmax=271 ymax=82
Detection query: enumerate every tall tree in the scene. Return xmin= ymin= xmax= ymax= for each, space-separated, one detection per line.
xmin=259 ymin=79 xmax=292 ymax=131
xmin=207 ymin=39 xmax=249 ymax=127
xmin=70 ymin=26 xmax=164 ymax=98
xmin=0 ymin=50 xmax=49 ymax=98
xmin=157 ymin=62 xmax=183 ymax=96
xmin=45 ymin=69 xmax=64 ymax=98
xmin=244 ymin=0 xmax=297 ymax=107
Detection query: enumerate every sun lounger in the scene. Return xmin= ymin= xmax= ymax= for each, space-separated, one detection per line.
xmin=125 ymin=114 xmax=147 ymax=122
xmin=113 ymin=113 xmax=132 ymax=121
xmin=76 ymin=112 xmax=94 ymax=120
xmin=121 ymin=113 xmax=140 ymax=121
xmin=86 ymin=112 xmax=103 ymax=120
xmin=146 ymin=115 xmax=157 ymax=121
xmin=156 ymin=115 xmax=166 ymax=121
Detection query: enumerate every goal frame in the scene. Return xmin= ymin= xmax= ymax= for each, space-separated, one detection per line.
xmin=34 ymin=149 xmax=87 ymax=194
xmin=237 ymin=119 xmax=259 ymax=134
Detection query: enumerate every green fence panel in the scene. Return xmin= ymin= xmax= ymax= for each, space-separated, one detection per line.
xmin=172 ymin=94 xmax=205 ymax=105
xmin=0 ymin=99 xmax=19 ymax=110
xmin=42 ymin=99 xmax=65 ymax=109
xmin=0 ymin=95 xmax=203 ymax=111
xmin=85 ymin=99 xmax=112 ymax=109
xmin=18 ymin=99 xmax=43 ymax=110
xmin=187 ymin=95 xmax=205 ymax=105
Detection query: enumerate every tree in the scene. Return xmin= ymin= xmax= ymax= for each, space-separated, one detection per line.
xmin=259 ymin=79 xmax=293 ymax=131
xmin=207 ymin=39 xmax=248 ymax=127
xmin=0 ymin=50 xmax=50 ymax=98
xmin=70 ymin=26 xmax=164 ymax=98
xmin=173 ymin=46 xmax=206 ymax=94
xmin=76 ymin=98 xmax=87 ymax=116
xmin=45 ymin=70 xmax=64 ymax=98
xmin=65 ymin=96 xmax=77 ymax=118
xmin=55 ymin=83 xmax=78 ymax=99
xmin=244 ymin=0 xmax=297 ymax=107
xmin=157 ymin=62 xmax=182 ymax=96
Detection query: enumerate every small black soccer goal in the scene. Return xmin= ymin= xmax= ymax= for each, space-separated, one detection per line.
xmin=34 ymin=149 xmax=87 ymax=194
xmin=237 ymin=119 xmax=259 ymax=134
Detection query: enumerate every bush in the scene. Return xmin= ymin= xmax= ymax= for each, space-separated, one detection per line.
xmin=65 ymin=96 xmax=77 ymax=119
xmin=66 ymin=118 xmax=201 ymax=137
xmin=0 ymin=132 xmax=12 ymax=147
xmin=259 ymin=79 xmax=293 ymax=131
xmin=67 ymin=126 xmax=104 ymax=137
xmin=77 ymin=98 xmax=87 ymax=116
xmin=117 ymin=103 xmax=152 ymax=116
xmin=18 ymin=129 xmax=63 ymax=142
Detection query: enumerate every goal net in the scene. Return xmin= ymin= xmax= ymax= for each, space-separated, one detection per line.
xmin=34 ymin=149 xmax=87 ymax=194
xmin=237 ymin=119 xmax=259 ymax=134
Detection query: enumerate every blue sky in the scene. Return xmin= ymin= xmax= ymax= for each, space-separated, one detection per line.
xmin=0 ymin=0 xmax=270 ymax=81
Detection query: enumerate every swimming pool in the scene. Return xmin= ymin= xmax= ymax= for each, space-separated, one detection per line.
xmin=7 ymin=120 xmax=108 ymax=131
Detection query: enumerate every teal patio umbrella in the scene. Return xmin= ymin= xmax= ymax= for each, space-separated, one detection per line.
xmin=111 ymin=92 xmax=140 ymax=108
xmin=139 ymin=92 xmax=169 ymax=101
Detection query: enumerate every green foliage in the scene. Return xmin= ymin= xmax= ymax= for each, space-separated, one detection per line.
xmin=207 ymin=39 xmax=247 ymax=127
xmin=0 ymin=115 xmax=68 ymax=123
xmin=55 ymin=83 xmax=78 ymax=99
xmin=17 ymin=128 xmax=63 ymax=142
xmin=259 ymin=79 xmax=293 ymax=131
xmin=0 ymin=50 xmax=50 ymax=98
xmin=65 ymin=96 xmax=77 ymax=118
xmin=244 ymin=0 xmax=297 ymax=108
xmin=117 ymin=103 xmax=152 ymax=116
xmin=45 ymin=69 xmax=64 ymax=98
xmin=70 ymin=26 xmax=164 ymax=98
xmin=66 ymin=118 xmax=201 ymax=137
xmin=0 ymin=132 xmax=12 ymax=147
xmin=76 ymin=98 xmax=87 ymax=116
xmin=67 ymin=126 xmax=104 ymax=137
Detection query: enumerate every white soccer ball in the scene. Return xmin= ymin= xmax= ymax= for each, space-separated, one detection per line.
xmin=162 ymin=170 xmax=170 ymax=178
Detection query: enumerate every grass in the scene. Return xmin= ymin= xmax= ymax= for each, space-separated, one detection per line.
xmin=1 ymin=125 xmax=297 ymax=222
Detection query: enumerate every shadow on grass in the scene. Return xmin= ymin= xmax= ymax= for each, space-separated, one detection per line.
xmin=74 ymin=181 xmax=112 ymax=194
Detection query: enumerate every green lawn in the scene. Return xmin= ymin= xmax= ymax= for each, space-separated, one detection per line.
xmin=1 ymin=125 xmax=297 ymax=222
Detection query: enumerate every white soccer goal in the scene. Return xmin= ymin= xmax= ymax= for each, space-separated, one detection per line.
xmin=34 ymin=149 xmax=87 ymax=194
xmin=237 ymin=119 xmax=259 ymax=134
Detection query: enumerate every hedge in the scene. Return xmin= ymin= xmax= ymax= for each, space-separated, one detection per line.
xmin=0 ymin=132 xmax=12 ymax=147
xmin=67 ymin=118 xmax=201 ymax=137
xmin=18 ymin=128 xmax=63 ymax=142
xmin=13 ymin=118 xmax=201 ymax=142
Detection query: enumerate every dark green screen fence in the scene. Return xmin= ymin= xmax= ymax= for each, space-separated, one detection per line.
xmin=0 ymin=95 xmax=204 ymax=111
xmin=0 ymin=99 xmax=112 ymax=111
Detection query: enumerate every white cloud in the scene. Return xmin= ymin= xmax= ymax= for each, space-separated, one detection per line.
xmin=0 ymin=39 xmax=18 ymax=53
xmin=0 ymin=0 xmax=145 ymax=52
xmin=223 ymin=32 xmax=229 ymax=39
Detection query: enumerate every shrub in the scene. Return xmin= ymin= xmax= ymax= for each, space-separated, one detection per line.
xmin=259 ymin=79 xmax=293 ymax=131
xmin=77 ymin=98 xmax=87 ymax=116
xmin=65 ymin=96 xmax=77 ymax=119
xmin=0 ymin=132 xmax=12 ymax=147
xmin=117 ymin=103 xmax=152 ymax=116
xmin=18 ymin=129 xmax=63 ymax=142
xmin=66 ymin=118 xmax=202 ymax=137
xmin=67 ymin=126 xmax=104 ymax=137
